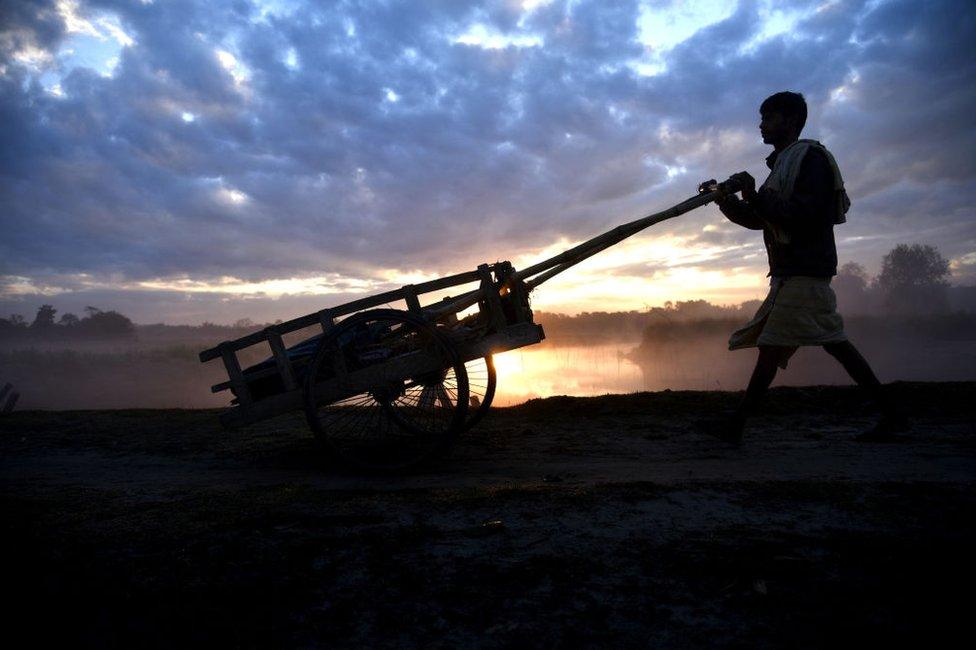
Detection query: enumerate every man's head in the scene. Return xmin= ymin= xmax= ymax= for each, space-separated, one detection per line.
xmin=759 ymin=91 xmax=807 ymax=147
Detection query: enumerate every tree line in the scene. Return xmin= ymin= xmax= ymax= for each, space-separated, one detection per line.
xmin=0 ymin=306 xmax=135 ymax=340
xmin=0 ymin=244 xmax=961 ymax=343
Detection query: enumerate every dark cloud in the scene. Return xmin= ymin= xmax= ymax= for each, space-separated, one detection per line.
xmin=2 ymin=0 xmax=975 ymax=321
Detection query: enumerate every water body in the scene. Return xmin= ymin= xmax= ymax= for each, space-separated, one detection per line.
xmin=4 ymin=335 xmax=975 ymax=410
xmin=492 ymin=337 xmax=976 ymax=406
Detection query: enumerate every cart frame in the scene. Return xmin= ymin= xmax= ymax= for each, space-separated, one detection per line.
xmin=200 ymin=178 xmax=741 ymax=440
xmin=200 ymin=261 xmax=543 ymax=429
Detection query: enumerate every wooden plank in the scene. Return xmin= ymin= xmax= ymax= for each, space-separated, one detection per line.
xmin=412 ymin=270 xmax=481 ymax=294
xmin=455 ymin=322 xmax=545 ymax=363
xmin=318 ymin=309 xmax=336 ymax=333
xmin=503 ymin=271 xmax=532 ymax=323
xmin=266 ymin=328 xmax=298 ymax=391
xmin=422 ymin=287 xmax=483 ymax=321
xmin=220 ymin=387 xmax=303 ymax=429
xmin=211 ymin=364 xmax=280 ymax=393
xmin=201 ymin=312 xmax=320 ymax=361
xmin=402 ymin=285 xmax=422 ymax=314
xmin=478 ymin=264 xmax=506 ymax=332
xmin=220 ymin=346 xmax=252 ymax=407
xmin=200 ymin=272 xmax=485 ymax=362
xmin=327 ymin=287 xmax=405 ymax=317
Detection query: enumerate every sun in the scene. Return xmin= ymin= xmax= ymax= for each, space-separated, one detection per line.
xmin=489 ymin=350 xmax=526 ymax=379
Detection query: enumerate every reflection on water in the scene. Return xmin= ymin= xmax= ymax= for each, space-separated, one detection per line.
xmin=491 ymin=337 xmax=976 ymax=406
xmin=491 ymin=339 xmax=744 ymax=405
xmin=491 ymin=343 xmax=644 ymax=406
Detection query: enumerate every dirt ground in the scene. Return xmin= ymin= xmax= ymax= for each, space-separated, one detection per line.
xmin=2 ymin=382 xmax=975 ymax=648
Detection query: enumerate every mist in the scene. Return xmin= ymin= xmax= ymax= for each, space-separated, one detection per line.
xmin=2 ymin=308 xmax=974 ymax=412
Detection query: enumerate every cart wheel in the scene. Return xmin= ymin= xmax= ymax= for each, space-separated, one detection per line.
xmin=303 ymin=309 xmax=469 ymax=471
xmin=463 ymin=356 xmax=496 ymax=431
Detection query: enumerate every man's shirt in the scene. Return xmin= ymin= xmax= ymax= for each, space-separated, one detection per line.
xmin=720 ymin=146 xmax=839 ymax=278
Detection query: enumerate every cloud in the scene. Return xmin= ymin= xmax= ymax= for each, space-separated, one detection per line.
xmin=2 ymin=0 xmax=975 ymax=322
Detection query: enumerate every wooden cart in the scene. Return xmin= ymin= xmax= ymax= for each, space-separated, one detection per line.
xmin=200 ymin=177 xmax=743 ymax=469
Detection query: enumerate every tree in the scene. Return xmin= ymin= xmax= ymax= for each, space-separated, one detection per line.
xmin=833 ymin=262 xmax=871 ymax=314
xmin=837 ymin=262 xmax=869 ymax=292
xmin=76 ymin=307 xmax=136 ymax=338
xmin=877 ymin=244 xmax=951 ymax=314
xmin=59 ymin=313 xmax=80 ymax=327
xmin=30 ymin=304 xmax=57 ymax=330
xmin=0 ymin=314 xmax=28 ymax=335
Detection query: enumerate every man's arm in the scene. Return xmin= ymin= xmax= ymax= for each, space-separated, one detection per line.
xmin=747 ymin=148 xmax=834 ymax=228
xmin=717 ymin=194 xmax=765 ymax=230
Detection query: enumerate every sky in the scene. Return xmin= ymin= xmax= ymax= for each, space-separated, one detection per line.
xmin=1 ymin=0 xmax=974 ymax=325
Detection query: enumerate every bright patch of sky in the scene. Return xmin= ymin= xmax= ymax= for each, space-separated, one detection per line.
xmin=1 ymin=276 xmax=70 ymax=297
xmin=216 ymin=48 xmax=250 ymax=87
xmin=33 ymin=0 xmax=133 ymax=93
xmin=454 ymin=23 xmax=543 ymax=49
xmin=216 ymin=186 xmax=249 ymax=205
xmin=249 ymin=0 xmax=303 ymax=23
xmin=666 ymin=165 xmax=687 ymax=179
xmin=632 ymin=0 xmax=820 ymax=76
xmin=284 ymin=47 xmax=299 ymax=70
xmin=738 ymin=0 xmax=821 ymax=54
xmin=829 ymin=69 xmax=860 ymax=104
xmin=633 ymin=0 xmax=736 ymax=75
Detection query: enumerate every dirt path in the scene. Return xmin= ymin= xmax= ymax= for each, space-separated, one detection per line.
xmin=2 ymin=382 xmax=975 ymax=647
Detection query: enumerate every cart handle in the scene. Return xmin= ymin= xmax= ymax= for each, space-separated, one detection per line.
xmin=515 ymin=173 xmax=747 ymax=289
xmin=422 ymin=174 xmax=746 ymax=321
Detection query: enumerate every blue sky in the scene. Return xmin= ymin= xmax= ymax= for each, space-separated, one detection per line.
xmin=1 ymin=0 xmax=974 ymax=324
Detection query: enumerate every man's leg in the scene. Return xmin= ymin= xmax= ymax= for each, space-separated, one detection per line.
xmin=822 ymin=340 xmax=905 ymax=439
xmin=822 ymin=340 xmax=882 ymax=392
xmin=718 ymin=345 xmax=790 ymax=443
xmin=738 ymin=345 xmax=785 ymax=416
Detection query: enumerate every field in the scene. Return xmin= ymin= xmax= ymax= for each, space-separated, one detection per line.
xmin=3 ymin=382 xmax=975 ymax=647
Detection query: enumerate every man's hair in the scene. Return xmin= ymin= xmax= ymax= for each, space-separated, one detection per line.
xmin=760 ymin=91 xmax=807 ymax=133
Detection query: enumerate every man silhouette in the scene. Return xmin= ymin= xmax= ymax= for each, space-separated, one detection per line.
xmin=710 ymin=91 xmax=904 ymax=444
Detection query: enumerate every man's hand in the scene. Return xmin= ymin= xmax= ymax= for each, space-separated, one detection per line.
xmin=700 ymin=178 xmax=735 ymax=208
xmin=697 ymin=178 xmax=718 ymax=194
xmin=729 ymin=171 xmax=756 ymax=200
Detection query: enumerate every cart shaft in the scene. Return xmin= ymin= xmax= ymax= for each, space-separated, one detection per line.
xmin=515 ymin=185 xmax=733 ymax=289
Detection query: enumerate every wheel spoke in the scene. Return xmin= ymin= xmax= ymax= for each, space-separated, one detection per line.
xmin=303 ymin=310 xmax=469 ymax=469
